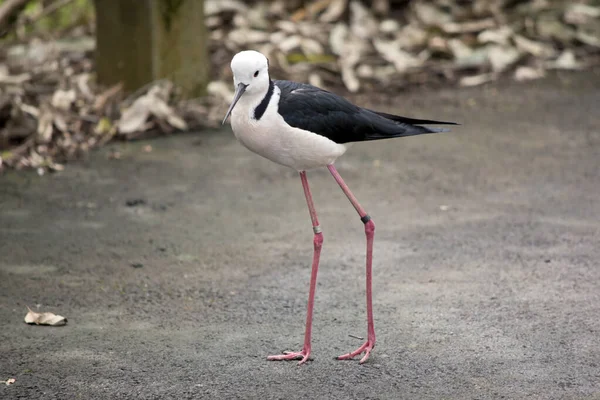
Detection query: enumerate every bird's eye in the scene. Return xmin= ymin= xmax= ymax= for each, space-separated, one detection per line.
xmin=253 ymin=70 xmax=259 ymax=77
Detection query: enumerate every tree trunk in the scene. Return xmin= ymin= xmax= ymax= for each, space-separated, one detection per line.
xmin=94 ymin=0 xmax=209 ymax=98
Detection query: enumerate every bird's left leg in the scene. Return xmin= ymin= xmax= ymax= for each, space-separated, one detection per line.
xmin=327 ymin=164 xmax=376 ymax=364
xmin=267 ymin=171 xmax=323 ymax=365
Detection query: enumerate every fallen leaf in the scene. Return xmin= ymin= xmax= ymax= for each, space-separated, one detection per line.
xmin=349 ymin=0 xmax=378 ymax=39
xmin=205 ymin=0 xmax=248 ymax=16
xmin=442 ymin=19 xmax=496 ymax=34
xmin=536 ymin=14 xmax=575 ymax=43
xmin=329 ymin=23 xmax=348 ymax=56
xmin=320 ymin=0 xmax=347 ymax=23
xmin=576 ymin=23 xmax=600 ymax=47
xmin=0 ymin=73 xmax=31 ymax=85
xmin=228 ymin=28 xmax=270 ymax=46
xmin=147 ymin=98 xmax=188 ymax=131
xmin=564 ymin=4 xmax=600 ymax=25
xmin=460 ymin=73 xmax=496 ymax=87
xmin=412 ymin=2 xmax=451 ymax=26
xmin=514 ymin=66 xmax=545 ymax=81
xmin=117 ymin=97 xmax=152 ymax=134
xmin=397 ymin=24 xmax=428 ymax=50
xmin=76 ymin=74 xmax=94 ymax=101
xmin=94 ymin=117 xmax=113 ymax=135
xmin=24 ymin=306 xmax=67 ymax=326
xmin=51 ymin=89 xmax=76 ymax=111
xmin=448 ymin=39 xmax=473 ymax=61
xmin=373 ymin=38 xmax=423 ymax=73
xmin=513 ymin=35 xmax=556 ymax=58
xmin=290 ymin=0 xmax=331 ymax=22
xmin=478 ymin=27 xmax=513 ymax=46
xmin=487 ymin=45 xmax=521 ymax=72
xmin=548 ymin=50 xmax=582 ymax=70
xmin=36 ymin=109 xmax=54 ymax=143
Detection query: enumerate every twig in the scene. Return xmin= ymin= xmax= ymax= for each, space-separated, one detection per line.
xmin=348 ymin=334 xmax=364 ymax=340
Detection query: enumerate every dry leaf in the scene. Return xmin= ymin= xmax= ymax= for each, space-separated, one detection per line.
xmin=36 ymin=109 xmax=54 ymax=143
xmin=51 ymin=89 xmax=76 ymax=111
xmin=148 ymin=100 xmax=188 ymax=131
xmin=320 ymin=0 xmax=347 ymax=23
xmin=413 ymin=2 xmax=451 ymax=26
xmin=118 ymin=98 xmax=151 ymax=134
xmin=205 ymin=0 xmax=248 ymax=16
xmin=373 ymin=39 xmax=422 ymax=73
xmin=228 ymin=29 xmax=270 ymax=46
xmin=329 ymin=23 xmax=348 ymax=56
xmin=478 ymin=27 xmax=513 ymax=45
xmin=576 ymin=25 xmax=600 ymax=47
xmin=349 ymin=0 xmax=378 ymax=39
xmin=441 ymin=19 xmax=496 ymax=34
xmin=397 ymin=24 xmax=428 ymax=50
xmin=448 ymin=39 xmax=473 ymax=60
xmin=564 ymin=4 xmax=600 ymax=25
xmin=548 ymin=50 xmax=582 ymax=70
xmin=0 ymin=73 xmax=31 ymax=85
xmin=24 ymin=306 xmax=67 ymax=326
xmin=513 ymin=35 xmax=556 ymax=58
xmin=487 ymin=45 xmax=520 ymax=72
xmin=460 ymin=73 xmax=496 ymax=87
xmin=76 ymin=74 xmax=94 ymax=101
xmin=514 ymin=66 xmax=545 ymax=81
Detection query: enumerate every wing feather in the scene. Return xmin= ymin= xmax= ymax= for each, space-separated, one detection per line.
xmin=274 ymin=80 xmax=455 ymax=144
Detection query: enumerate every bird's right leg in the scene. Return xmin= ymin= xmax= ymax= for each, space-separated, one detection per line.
xmin=267 ymin=171 xmax=323 ymax=365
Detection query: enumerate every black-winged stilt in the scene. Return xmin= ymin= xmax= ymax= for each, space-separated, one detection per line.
xmin=222 ymin=50 xmax=457 ymax=365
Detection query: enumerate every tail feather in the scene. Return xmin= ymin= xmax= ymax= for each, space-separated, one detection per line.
xmin=369 ymin=110 xmax=459 ymax=126
xmin=365 ymin=123 xmax=450 ymax=141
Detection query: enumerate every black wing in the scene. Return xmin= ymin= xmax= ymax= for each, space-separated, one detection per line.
xmin=275 ymin=80 xmax=457 ymax=144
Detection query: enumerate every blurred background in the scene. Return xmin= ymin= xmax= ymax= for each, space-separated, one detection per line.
xmin=0 ymin=0 xmax=598 ymax=172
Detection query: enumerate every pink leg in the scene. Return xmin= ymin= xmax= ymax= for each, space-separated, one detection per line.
xmin=327 ymin=164 xmax=376 ymax=364
xmin=267 ymin=171 xmax=323 ymax=365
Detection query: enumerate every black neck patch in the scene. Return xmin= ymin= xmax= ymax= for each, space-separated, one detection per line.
xmin=253 ymin=80 xmax=274 ymax=121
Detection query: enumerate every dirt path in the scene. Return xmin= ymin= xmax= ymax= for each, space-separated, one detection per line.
xmin=1 ymin=71 xmax=599 ymax=399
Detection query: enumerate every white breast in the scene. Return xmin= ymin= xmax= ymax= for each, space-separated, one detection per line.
xmin=230 ymin=87 xmax=349 ymax=171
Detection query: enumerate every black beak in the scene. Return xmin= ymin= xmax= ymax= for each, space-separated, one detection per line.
xmin=222 ymin=83 xmax=247 ymax=125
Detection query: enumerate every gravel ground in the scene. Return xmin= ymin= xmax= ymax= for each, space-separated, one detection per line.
xmin=1 ymin=70 xmax=599 ymax=399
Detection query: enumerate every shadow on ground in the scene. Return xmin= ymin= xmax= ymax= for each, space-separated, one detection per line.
xmin=1 ymin=71 xmax=599 ymax=399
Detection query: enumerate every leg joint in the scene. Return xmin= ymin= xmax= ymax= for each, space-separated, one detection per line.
xmin=364 ymin=217 xmax=375 ymax=234
xmin=313 ymin=229 xmax=324 ymax=248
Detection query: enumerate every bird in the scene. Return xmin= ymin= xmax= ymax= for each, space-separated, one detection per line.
xmin=222 ymin=50 xmax=457 ymax=365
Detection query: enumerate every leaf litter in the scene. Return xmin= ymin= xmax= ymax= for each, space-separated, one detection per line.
xmin=0 ymin=0 xmax=599 ymax=172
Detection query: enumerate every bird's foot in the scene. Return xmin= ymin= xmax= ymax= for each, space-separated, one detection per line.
xmin=337 ymin=340 xmax=375 ymax=364
xmin=267 ymin=348 xmax=311 ymax=365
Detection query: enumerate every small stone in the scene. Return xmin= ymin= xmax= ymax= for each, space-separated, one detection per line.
xmin=125 ymin=198 xmax=146 ymax=207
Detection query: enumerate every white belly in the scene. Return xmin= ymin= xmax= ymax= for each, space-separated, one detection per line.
xmin=230 ymin=89 xmax=348 ymax=171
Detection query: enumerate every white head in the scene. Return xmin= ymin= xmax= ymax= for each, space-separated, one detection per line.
xmin=222 ymin=50 xmax=270 ymax=124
